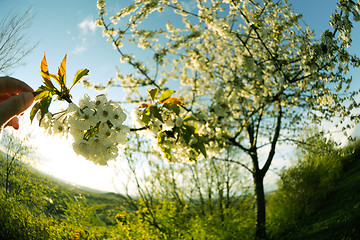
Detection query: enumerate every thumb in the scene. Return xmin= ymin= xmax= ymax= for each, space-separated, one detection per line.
xmin=0 ymin=92 xmax=34 ymax=127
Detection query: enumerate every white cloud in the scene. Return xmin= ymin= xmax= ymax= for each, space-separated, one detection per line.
xmin=73 ymin=45 xmax=86 ymax=55
xmin=72 ymin=17 xmax=96 ymax=55
xmin=182 ymin=0 xmax=197 ymax=12
xmin=72 ymin=37 xmax=88 ymax=55
xmin=78 ymin=17 xmax=97 ymax=35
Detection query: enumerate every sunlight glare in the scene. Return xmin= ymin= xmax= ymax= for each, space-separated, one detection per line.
xmin=4 ymin=117 xmax=130 ymax=193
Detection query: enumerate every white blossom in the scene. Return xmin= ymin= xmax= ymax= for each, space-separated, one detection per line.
xmin=73 ymin=140 xmax=90 ymax=159
xmin=97 ymin=0 xmax=105 ymax=10
xmin=52 ymin=119 xmax=67 ymax=136
xmin=37 ymin=93 xmax=129 ymax=165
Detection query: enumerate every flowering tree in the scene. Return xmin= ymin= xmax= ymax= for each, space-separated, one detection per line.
xmin=31 ymin=0 xmax=360 ymax=239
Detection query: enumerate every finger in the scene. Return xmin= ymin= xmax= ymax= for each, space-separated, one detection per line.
xmin=0 ymin=93 xmax=11 ymax=102
xmin=4 ymin=117 xmax=19 ymax=130
xmin=0 ymin=76 xmax=34 ymax=94
xmin=0 ymin=92 xmax=34 ymax=128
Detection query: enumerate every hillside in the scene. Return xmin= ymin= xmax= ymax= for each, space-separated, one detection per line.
xmin=2 ymin=139 xmax=360 ymax=239
xmin=0 ymin=154 xmax=133 ymax=226
xmin=274 ymin=146 xmax=360 ymax=240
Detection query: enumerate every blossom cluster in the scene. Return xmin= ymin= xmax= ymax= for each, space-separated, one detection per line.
xmin=132 ymin=107 xmax=205 ymax=163
xmin=38 ymin=94 xmax=129 ymax=165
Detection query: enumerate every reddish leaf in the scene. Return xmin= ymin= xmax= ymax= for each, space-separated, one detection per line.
xmin=160 ymin=97 xmax=183 ymax=105
xmin=40 ymin=54 xmax=49 ymax=80
xmin=40 ymin=54 xmax=54 ymax=88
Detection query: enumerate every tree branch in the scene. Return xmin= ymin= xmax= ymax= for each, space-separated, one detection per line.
xmin=213 ymin=157 xmax=253 ymax=174
xmin=261 ymin=104 xmax=282 ymax=176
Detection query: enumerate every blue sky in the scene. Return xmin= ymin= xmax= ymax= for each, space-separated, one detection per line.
xmin=0 ymin=0 xmax=350 ymax=94
xmin=1 ymin=0 xmax=359 ymax=193
xmin=0 ymin=0 xmax=123 ymax=99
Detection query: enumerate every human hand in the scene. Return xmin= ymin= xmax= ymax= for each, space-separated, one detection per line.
xmin=0 ymin=76 xmax=34 ymax=130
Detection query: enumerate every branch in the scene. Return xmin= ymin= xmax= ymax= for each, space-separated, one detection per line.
xmin=253 ymin=106 xmax=264 ymax=148
xmin=130 ymin=126 xmax=148 ymax=132
xmin=261 ymin=104 xmax=282 ymax=176
xmin=212 ymin=157 xmax=253 ymax=174
xmin=226 ymin=135 xmax=250 ymax=153
xmin=100 ymin=17 xmax=161 ymax=90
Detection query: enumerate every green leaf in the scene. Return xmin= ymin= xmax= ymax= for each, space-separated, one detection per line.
xmin=34 ymin=91 xmax=51 ymax=101
xmin=142 ymin=107 xmax=151 ymax=125
xmin=163 ymin=102 xmax=180 ymax=115
xmin=183 ymin=115 xmax=198 ymax=122
xmin=148 ymin=88 xmax=159 ymax=102
xmin=158 ymin=132 xmax=165 ymax=145
xmin=150 ymin=105 xmax=164 ymax=123
xmin=161 ymin=147 xmax=172 ymax=161
xmin=198 ymin=135 xmax=210 ymax=144
xmin=193 ymin=142 xmax=207 ymax=158
xmin=83 ymin=127 xmax=96 ymax=140
xmin=39 ymin=97 xmax=52 ymax=115
xmin=72 ymin=68 xmax=90 ymax=88
xmin=159 ymin=89 xmax=175 ymax=102
xmin=30 ymin=102 xmax=41 ymax=123
xmin=33 ymin=86 xmax=54 ymax=101
xmin=49 ymin=73 xmax=62 ymax=89
xmin=83 ymin=122 xmax=100 ymax=140
xmin=182 ymin=124 xmax=195 ymax=144
xmin=40 ymin=73 xmax=55 ymax=89
xmin=30 ymin=96 xmax=52 ymax=124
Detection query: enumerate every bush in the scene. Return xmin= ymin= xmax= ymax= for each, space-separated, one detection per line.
xmin=267 ymin=137 xmax=345 ymax=238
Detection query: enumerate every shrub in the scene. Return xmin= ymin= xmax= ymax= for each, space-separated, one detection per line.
xmin=0 ymin=192 xmax=51 ymax=240
xmin=267 ymin=137 xmax=345 ymax=237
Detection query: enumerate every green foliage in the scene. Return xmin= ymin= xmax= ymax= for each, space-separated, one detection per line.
xmin=62 ymin=194 xmax=105 ymax=228
xmin=107 ymin=196 xmax=255 ymax=240
xmin=267 ymin=137 xmax=360 ymax=239
xmin=0 ymin=130 xmax=360 ymax=240
xmin=0 ymin=192 xmax=51 ymax=240
xmin=185 ymin=204 xmax=255 ymax=240
xmin=2 ymin=131 xmax=360 ymax=239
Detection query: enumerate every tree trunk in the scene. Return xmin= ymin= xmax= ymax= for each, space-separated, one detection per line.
xmin=254 ymin=172 xmax=266 ymax=240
